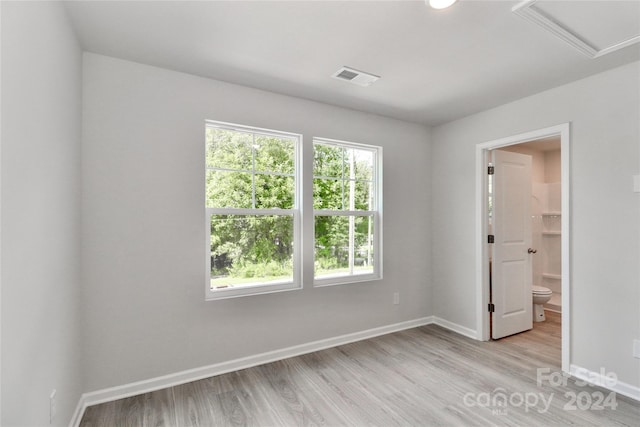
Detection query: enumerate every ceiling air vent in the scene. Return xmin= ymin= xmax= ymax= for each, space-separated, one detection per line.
xmin=332 ymin=66 xmax=380 ymax=87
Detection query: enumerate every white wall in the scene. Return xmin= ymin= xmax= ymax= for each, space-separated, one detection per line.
xmin=432 ymin=62 xmax=640 ymax=387
xmin=81 ymin=53 xmax=432 ymax=392
xmin=1 ymin=2 xmax=83 ymax=425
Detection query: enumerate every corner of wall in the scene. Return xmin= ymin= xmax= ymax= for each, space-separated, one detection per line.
xmin=1 ymin=1 xmax=84 ymax=425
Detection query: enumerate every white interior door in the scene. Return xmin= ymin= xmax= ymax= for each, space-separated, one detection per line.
xmin=491 ymin=149 xmax=533 ymax=339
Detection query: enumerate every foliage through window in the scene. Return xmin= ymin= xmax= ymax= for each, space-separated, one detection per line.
xmin=205 ymin=122 xmax=382 ymax=299
xmin=206 ymin=122 xmax=300 ymax=299
xmin=313 ymin=139 xmax=381 ymax=284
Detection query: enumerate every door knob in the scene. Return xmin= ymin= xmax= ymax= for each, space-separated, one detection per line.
xmin=528 ymin=248 xmax=537 ymax=254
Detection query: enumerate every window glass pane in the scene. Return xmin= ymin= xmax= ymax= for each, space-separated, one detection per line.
xmin=206 ymin=128 xmax=252 ymax=170
xmin=353 ymin=149 xmax=374 ymax=181
xmin=353 ymin=215 xmax=375 ymax=273
xmin=210 ymin=215 xmax=294 ymax=290
xmin=352 ymin=180 xmax=374 ymax=211
xmin=342 ymin=147 xmax=373 ymax=182
xmin=314 ymin=143 xmax=375 ymax=211
xmin=254 ymin=135 xmax=295 ymax=174
xmin=255 ymin=174 xmax=294 ymax=209
xmin=313 ymin=144 xmax=344 ymax=178
xmin=206 ymin=170 xmax=252 ymax=208
xmin=314 ymin=215 xmax=375 ymax=279
xmin=315 ymin=178 xmax=372 ymax=211
xmin=315 ymin=215 xmax=348 ymax=276
xmin=313 ymin=178 xmax=343 ymax=210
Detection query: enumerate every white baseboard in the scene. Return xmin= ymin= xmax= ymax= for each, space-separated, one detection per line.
xmin=570 ymin=364 xmax=640 ymax=401
xmin=70 ymin=316 xmax=433 ymax=426
xmin=69 ymin=320 xmax=640 ymax=426
xmin=69 ymin=398 xmax=85 ymax=427
xmin=432 ymin=316 xmax=479 ymax=340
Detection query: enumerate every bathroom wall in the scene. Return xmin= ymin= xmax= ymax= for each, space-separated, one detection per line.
xmin=541 ymin=150 xmax=561 ymax=311
xmin=545 ymin=150 xmax=561 ymax=183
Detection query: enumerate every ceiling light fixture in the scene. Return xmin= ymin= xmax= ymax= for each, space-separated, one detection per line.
xmin=428 ymin=0 xmax=458 ymax=10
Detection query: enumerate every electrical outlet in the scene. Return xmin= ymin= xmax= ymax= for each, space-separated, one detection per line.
xmin=634 ymin=175 xmax=640 ymax=193
xmin=49 ymin=389 xmax=57 ymax=424
xmin=393 ymin=292 xmax=400 ymax=305
xmin=633 ymin=339 xmax=640 ymax=359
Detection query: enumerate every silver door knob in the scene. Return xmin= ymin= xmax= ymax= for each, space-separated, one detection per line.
xmin=528 ymin=248 xmax=537 ymax=254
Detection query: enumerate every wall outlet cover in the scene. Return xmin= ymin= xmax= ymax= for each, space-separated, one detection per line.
xmin=634 ymin=339 xmax=640 ymax=359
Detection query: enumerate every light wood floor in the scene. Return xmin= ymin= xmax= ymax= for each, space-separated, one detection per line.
xmin=80 ymin=312 xmax=640 ymax=426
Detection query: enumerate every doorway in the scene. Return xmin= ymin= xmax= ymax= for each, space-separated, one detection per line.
xmin=475 ymin=124 xmax=570 ymax=373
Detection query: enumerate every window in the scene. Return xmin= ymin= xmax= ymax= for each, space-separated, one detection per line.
xmin=205 ymin=121 xmax=300 ymax=299
xmin=313 ymin=138 xmax=382 ymax=285
xmin=205 ymin=122 xmax=382 ymax=299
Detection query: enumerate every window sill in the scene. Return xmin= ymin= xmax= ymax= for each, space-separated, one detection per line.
xmin=313 ymin=273 xmax=382 ymax=288
xmin=206 ymin=281 xmax=301 ymax=301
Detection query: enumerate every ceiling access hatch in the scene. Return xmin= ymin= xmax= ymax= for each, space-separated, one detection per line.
xmin=513 ymin=0 xmax=640 ymax=58
xmin=332 ymin=66 xmax=380 ymax=87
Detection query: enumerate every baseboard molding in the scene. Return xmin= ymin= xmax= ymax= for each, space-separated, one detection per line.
xmin=70 ymin=316 xmax=434 ymax=426
xmin=69 ymin=398 xmax=85 ymax=427
xmin=432 ymin=316 xmax=479 ymax=340
xmin=67 ymin=320 xmax=640 ymax=426
xmin=570 ymin=364 xmax=640 ymax=401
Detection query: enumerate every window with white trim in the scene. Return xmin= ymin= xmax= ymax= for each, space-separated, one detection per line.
xmin=313 ymin=138 xmax=382 ymax=285
xmin=205 ymin=121 xmax=300 ymax=300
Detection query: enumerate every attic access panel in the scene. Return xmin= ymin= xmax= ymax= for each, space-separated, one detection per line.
xmin=513 ymin=0 xmax=640 ymax=58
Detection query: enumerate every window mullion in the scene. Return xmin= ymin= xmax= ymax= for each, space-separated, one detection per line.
xmin=341 ymin=148 xmax=345 ymax=210
xmin=313 ymin=210 xmax=375 ymax=216
xmin=207 ymin=208 xmax=296 ymax=216
xmin=252 ymin=133 xmax=256 ymax=209
xmin=348 ymin=149 xmax=355 ymax=274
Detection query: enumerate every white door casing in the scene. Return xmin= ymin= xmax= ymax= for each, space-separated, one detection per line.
xmin=476 ymin=123 xmax=570 ymax=371
xmin=491 ymin=149 xmax=533 ymax=339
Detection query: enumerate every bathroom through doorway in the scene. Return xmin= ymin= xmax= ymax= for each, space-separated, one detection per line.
xmin=475 ymin=124 xmax=570 ymax=373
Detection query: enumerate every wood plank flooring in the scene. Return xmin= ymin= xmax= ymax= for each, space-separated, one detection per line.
xmin=80 ymin=312 xmax=640 ymax=426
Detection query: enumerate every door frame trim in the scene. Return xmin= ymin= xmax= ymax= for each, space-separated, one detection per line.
xmin=475 ymin=123 xmax=571 ymax=373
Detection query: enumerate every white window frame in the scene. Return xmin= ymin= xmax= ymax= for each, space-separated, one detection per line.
xmin=312 ymin=137 xmax=383 ymax=287
xmin=205 ymin=120 xmax=302 ymax=300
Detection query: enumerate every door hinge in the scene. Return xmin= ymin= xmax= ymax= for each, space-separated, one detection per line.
xmin=488 ymin=303 xmax=495 ymax=313
xmin=488 ymin=234 xmax=495 ymax=244
xmin=488 ymin=165 xmax=495 ymax=175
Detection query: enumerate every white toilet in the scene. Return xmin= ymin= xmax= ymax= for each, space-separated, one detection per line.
xmin=532 ymin=286 xmax=552 ymax=322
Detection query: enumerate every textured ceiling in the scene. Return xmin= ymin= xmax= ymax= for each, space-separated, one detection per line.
xmin=64 ymin=1 xmax=640 ymax=125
